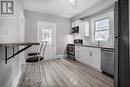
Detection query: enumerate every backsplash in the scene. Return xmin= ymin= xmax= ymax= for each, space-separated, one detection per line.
xmin=72 ymin=33 xmax=114 ymax=48
xmin=73 ymin=34 xmax=91 ymax=44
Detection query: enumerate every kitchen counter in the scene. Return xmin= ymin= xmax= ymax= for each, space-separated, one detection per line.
xmin=0 ymin=42 xmax=39 ymax=46
xmin=69 ymin=44 xmax=114 ymax=50
xmin=0 ymin=42 xmax=40 ymax=64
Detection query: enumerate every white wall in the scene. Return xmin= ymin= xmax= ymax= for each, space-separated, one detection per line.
xmin=0 ymin=0 xmax=24 ymax=87
xmin=24 ymin=10 xmax=72 ymax=56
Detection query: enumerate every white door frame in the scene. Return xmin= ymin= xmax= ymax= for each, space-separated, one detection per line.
xmin=37 ymin=21 xmax=56 ymax=59
xmin=19 ymin=12 xmax=25 ymax=64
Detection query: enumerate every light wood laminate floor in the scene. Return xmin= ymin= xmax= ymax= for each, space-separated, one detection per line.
xmin=17 ymin=59 xmax=113 ymax=87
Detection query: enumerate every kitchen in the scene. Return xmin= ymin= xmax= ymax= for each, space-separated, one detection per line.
xmin=0 ymin=0 xmax=129 ymax=87
xmin=67 ymin=9 xmax=114 ymax=75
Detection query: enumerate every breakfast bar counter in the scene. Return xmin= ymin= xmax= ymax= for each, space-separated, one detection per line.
xmin=0 ymin=42 xmax=39 ymax=46
xmin=0 ymin=42 xmax=39 ymax=64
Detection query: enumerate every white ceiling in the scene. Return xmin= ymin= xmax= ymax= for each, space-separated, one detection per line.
xmin=22 ymin=0 xmax=117 ymax=18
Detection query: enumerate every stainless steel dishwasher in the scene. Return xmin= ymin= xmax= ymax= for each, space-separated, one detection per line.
xmin=101 ymin=48 xmax=114 ymax=76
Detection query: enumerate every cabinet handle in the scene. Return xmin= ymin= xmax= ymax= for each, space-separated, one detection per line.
xmin=89 ymin=52 xmax=93 ymax=56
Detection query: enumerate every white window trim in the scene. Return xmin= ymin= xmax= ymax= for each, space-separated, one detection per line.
xmin=91 ymin=11 xmax=114 ymax=45
xmin=94 ymin=17 xmax=110 ymax=42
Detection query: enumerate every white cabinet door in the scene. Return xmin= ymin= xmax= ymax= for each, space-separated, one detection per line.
xmin=72 ymin=20 xmax=82 ymax=27
xmin=86 ymin=47 xmax=101 ymax=70
xmin=79 ymin=46 xmax=87 ymax=62
xmin=72 ymin=22 xmax=75 ymax=27
xmin=75 ymin=46 xmax=81 ymax=61
xmin=81 ymin=47 xmax=90 ymax=64
xmin=75 ymin=46 xmax=101 ymax=71
xmin=75 ymin=46 xmax=90 ymax=64
xmin=92 ymin=48 xmax=101 ymax=70
xmin=79 ymin=21 xmax=89 ymax=36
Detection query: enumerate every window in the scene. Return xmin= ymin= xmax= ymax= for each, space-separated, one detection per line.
xmin=41 ymin=28 xmax=51 ymax=42
xmin=91 ymin=11 xmax=114 ymax=47
xmin=94 ymin=18 xmax=110 ymax=41
xmin=38 ymin=22 xmax=52 ymax=44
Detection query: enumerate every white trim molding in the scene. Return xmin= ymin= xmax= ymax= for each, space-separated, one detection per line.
xmin=56 ymin=54 xmax=67 ymax=59
xmin=11 ymin=69 xmax=22 ymax=87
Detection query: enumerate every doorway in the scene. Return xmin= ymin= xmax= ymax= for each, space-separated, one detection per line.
xmin=38 ymin=21 xmax=56 ymax=60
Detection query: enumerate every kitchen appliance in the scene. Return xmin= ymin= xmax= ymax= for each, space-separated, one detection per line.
xmin=67 ymin=39 xmax=83 ymax=60
xmin=101 ymin=48 xmax=114 ymax=76
xmin=67 ymin=44 xmax=75 ymax=60
xmin=114 ymin=1 xmax=130 ymax=87
xmin=74 ymin=39 xmax=83 ymax=44
xmin=70 ymin=26 xmax=79 ymax=34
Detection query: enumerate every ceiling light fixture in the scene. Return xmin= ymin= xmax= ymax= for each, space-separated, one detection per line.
xmin=69 ymin=0 xmax=76 ymax=3
xmin=69 ymin=0 xmax=77 ymax=7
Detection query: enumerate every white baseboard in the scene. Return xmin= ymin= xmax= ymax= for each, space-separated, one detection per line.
xmin=11 ymin=69 xmax=22 ymax=87
xmin=56 ymin=54 xmax=67 ymax=58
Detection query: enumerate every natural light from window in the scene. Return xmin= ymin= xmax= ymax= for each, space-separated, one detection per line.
xmin=95 ymin=18 xmax=110 ymax=41
xmin=42 ymin=28 xmax=51 ymax=42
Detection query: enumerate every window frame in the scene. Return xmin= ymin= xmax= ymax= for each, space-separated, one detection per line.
xmin=41 ymin=28 xmax=52 ymax=42
xmin=91 ymin=11 xmax=114 ymax=44
xmin=94 ymin=17 xmax=110 ymax=42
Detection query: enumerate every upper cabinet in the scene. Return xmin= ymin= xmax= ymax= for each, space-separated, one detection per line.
xmin=71 ymin=20 xmax=89 ymax=36
xmin=72 ymin=20 xmax=82 ymax=27
xmin=79 ymin=21 xmax=89 ymax=36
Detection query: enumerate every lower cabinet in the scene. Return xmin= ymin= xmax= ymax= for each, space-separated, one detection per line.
xmin=75 ymin=46 xmax=101 ymax=70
